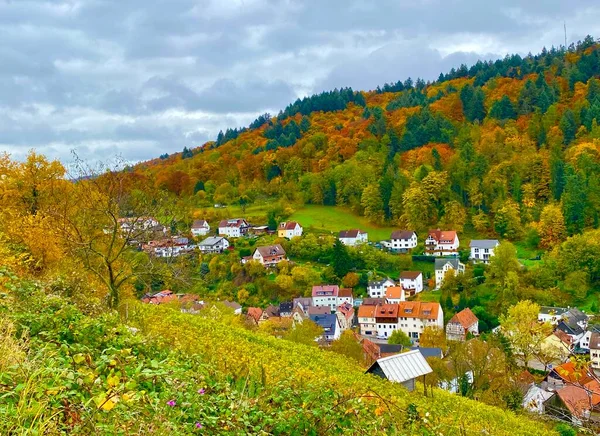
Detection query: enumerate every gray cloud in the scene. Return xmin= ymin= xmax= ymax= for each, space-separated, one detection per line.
xmin=0 ymin=0 xmax=599 ymax=164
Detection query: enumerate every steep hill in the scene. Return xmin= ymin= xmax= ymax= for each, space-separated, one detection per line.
xmin=131 ymin=36 xmax=600 ymax=239
xmin=1 ymin=270 xmax=557 ymax=435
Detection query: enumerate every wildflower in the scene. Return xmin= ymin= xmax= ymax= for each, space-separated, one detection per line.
xmin=195 ymin=422 xmax=203 ymax=429
xmin=198 ymin=388 xmax=205 ymax=395
xmin=167 ymin=400 xmax=176 ymax=407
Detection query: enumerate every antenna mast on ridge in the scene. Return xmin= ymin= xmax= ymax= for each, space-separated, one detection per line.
xmin=564 ymin=21 xmax=567 ymax=49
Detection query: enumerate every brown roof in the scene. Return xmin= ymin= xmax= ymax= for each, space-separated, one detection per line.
xmin=308 ymin=306 xmax=331 ymax=316
xmin=358 ymin=305 xmax=376 ymax=318
xmin=448 ymin=308 xmax=478 ymax=329
xmin=256 ymin=244 xmax=286 ymax=259
xmin=400 ymin=271 xmax=422 ymax=280
xmin=192 ymin=219 xmax=209 ymax=229
xmin=247 ymin=307 xmax=263 ymax=322
xmin=363 ymin=298 xmax=385 ymax=306
xmin=339 ymin=229 xmax=364 ymax=238
xmin=590 ymin=332 xmax=600 ymax=350
xmin=554 ymin=330 xmax=574 ymax=346
xmin=219 ymin=219 xmax=247 ymax=228
xmin=337 ymin=302 xmax=354 ymax=318
xmin=391 ymin=230 xmax=415 ymax=240
xmin=427 ymin=229 xmax=457 ymax=243
xmin=264 ymin=305 xmax=280 ymax=317
xmin=338 ymin=288 xmax=353 ymax=298
xmin=279 ymin=221 xmax=299 ymax=230
xmin=385 ymin=286 xmax=404 ymax=300
xmin=375 ymin=304 xmax=399 ymax=319
xmin=556 ymin=386 xmax=596 ymax=418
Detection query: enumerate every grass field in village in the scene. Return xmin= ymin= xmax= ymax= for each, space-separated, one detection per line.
xmin=289 ymin=205 xmax=397 ymax=241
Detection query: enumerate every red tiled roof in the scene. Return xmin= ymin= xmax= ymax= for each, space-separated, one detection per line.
xmin=385 ymin=286 xmax=404 ymax=300
xmin=312 ymin=285 xmax=339 ymax=297
xmin=375 ymin=304 xmax=399 ymax=319
xmin=397 ymin=301 xmax=441 ymax=320
xmin=358 ymin=305 xmax=376 ymax=318
xmin=448 ymin=308 xmax=478 ymax=329
xmin=337 ymin=302 xmax=354 ymax=318
xmin=552 ymin=361 xmax=594 ymax=385
xmin=400 ymin=271 xmax=422 ymax=280
xmin=427 ymin=229 xmax=457 ymax=243
xmin=554 ymin=330 xmax=574 ymax=346
xmin=279 ymin=221 xmax=300 ymax=230
xmin=338 ymin=288 xmax=353 ymax=298
xmin=247 ymin=307 xmax=263 ymax=322
xmin=556 ymin=386 xmax=595 ymax=418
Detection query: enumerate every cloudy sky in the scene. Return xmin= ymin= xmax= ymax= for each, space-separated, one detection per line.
xmin=1 ymin=0 xmax=599 ymax=163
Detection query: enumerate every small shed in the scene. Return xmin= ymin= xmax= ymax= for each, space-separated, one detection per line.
xmin=365 ymin=349 xmax=432 ymax=391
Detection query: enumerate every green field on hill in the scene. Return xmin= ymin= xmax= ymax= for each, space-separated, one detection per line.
xmin=289 ymin=205 xmax=397 ymax=241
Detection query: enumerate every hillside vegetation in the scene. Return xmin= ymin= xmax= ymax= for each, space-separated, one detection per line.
xmin=135 ymin=37 xmax=600 ymax=247
xmin=0 ymin=270 xmax=556 ymax=435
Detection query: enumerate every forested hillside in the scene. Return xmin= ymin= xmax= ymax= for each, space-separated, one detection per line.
xmin=136 ymin=36 xmax=600 ymax=241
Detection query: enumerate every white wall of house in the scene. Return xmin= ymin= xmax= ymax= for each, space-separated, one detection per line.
xmin=280 ymin=224 xmax=303 ymax=239
xmin=591 ymin=348 xmax=600 ymax=370
xmin=312 ymin=296 xmax=337 ymax=311
xmin=359 ymin=317 xmax=376 ymax=336
xmin=191 ymin=225 xmax=210 ymax=237
xmin=400 ymin=275 xmax=423 ymax=294
xmin=219 ymin=226 xmax=242 ymax=238
xmin=368 ymin=279 xmax=395 ymax=298
xmin=391 ymin=234 xmax=417 ymax=251
xmin=340 ymin=232 xmax=368 ymax=246
xmin=470 ymin=246 xmax=496 ymax=263
xmin=376 ymin=321 xmax=399 ymax=339
xmin=426 ymin=235 xmax=459 ymax=255
xmin=435 ymin=262 xmax=464 ymax=289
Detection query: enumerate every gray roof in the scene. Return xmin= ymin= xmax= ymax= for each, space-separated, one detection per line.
xmin=368 ymin=277 xmax=394 ymax=287
xmin=469 ymin=239 xmax=500 ymax=249
xmin=434 ymin=258 xmax=461 ymax=270
xmin=199 ymin=236 xmax=226 ymax=246
xmin=367 ymin=350 xmax=432 ymax=383
xmin=539 ymin=306 xmax=568 ymax=316
xmin=410 ymin=347 xmax=443 ymax=359
xmin=564 ymin=308 xmax=588 ymax=323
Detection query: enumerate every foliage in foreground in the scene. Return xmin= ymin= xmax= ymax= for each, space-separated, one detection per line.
xmin=0 ymin=271 xmax=557 ymax=435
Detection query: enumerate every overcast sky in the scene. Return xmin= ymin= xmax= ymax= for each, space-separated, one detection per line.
xmin=1 ymin=0 xmax=599 ymax=163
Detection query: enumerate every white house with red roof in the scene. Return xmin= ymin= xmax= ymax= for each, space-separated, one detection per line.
xmin=252 ymin=244 xmax=287 ymax=267
xmin=218 ymin=219 xmax=249 ymax=238
xmin=277 ymin=221 xmax=303 ymax=239
xmin=336 ymin=302 xmax=355 ymax=331
xmin=384 ymin=286 xmax=406 ymax=304
xmin=425 ymin=229 xmax=459 ymax=256
xmin=338 ymin=229 xmax=368 ymax=246
xmin=446 ymin=308 xmax=479 ymax=341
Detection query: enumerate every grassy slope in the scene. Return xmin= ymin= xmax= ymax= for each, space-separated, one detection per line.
xmin=133 ymin=304 xmax=556 ymax=436
xmin=289 ymin=205 xmax=397 ymax=240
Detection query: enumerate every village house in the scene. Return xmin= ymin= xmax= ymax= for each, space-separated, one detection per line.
xmin=375 ymin=304 xmax=400 ymax=339
xmin=538 ymin=306 xmax=569 ymax=324
xmin=141 ymin=289 xmax=177 ymax=304
xmin=399 ymin=271 xmax=423 ymax=296
xmin=277 ymin=221 xmax=303 ymax=239
xmin=389 ymin=230 xmax=418 ymax=253
xmin=145 ymin=237 xmax=193 ymax=258
xmin=522 ymin=384 xmax=555 ymax=414
xmin=384 ymin=286 xmax=405 ymax=304
xmin=556 ymin=308 xmax=589 ymax=345
xmin=198 ymin=236 xmax=230 ymax=253
xmin=425 ymin=229 xmax=459 ymax=256
xmin=218 ymin=218 xmax=250 ymax=238
xmin=446 ymin=308 xmax=479 ymax=341
xmin=221 ymin=301 xmax=242 ymax=314
xmin=434 ymin=258 xmax=465 ymax=289
xmin=312 ymin=285 xmax=353 ymax=311
xmin=309 ymin=305 xmax=332 ymax=316
xmin=279 ymin=301 xmax=293 ymax=317
xmin=291 ymin=306 xmax=308 ymax=325
xmin=293 ymin=297 xmax=312 ymax=315
xmin=358 ymin=305 xmax=377 ymax=337
xmin=397 ymin=301 xmax=444 ymax=343
xmin=336 ymin=302 xmax=355 ymax=332
xmin=338 ymin=229 xmax=368 ymax=246
xmin=118 ymin=216 xmax=161 ymax=232
xmin=259 ymin=305 xmax=280 ymax=323
xmin=579 ymin=326 xmax=600 ymax=351
xmin=363 ymin=297 xmax=385 ymax=306
xmin=310 ymin=313 xmax=341 ymax=341
xmin=368 ymin=278 xmax=395 ymax=298
xmin=252 ymin=244 xmax=287 ymax=267
xmin=191 ymin=219 xmax=210 ymax=237
xmin=469 ymin=239 xmax=499 ymax=263
xmin=590 ymin=332 xmax=600 ymax=371
xmin=365 ymin=350 xmax=432 ymax=392
xmin=541 ymin=331 xmax=573 ymax=364
xmin=246 ymin=307 xmax=263 ymax=325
